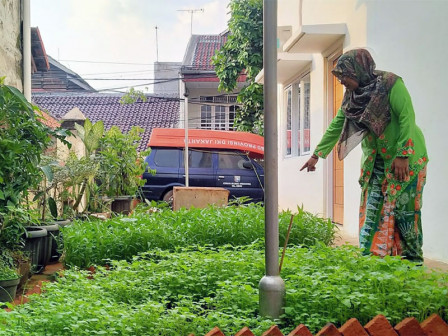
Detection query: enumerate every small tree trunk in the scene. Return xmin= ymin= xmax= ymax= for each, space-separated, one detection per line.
xmin=72 ymin=179 xmax=88 ymax=212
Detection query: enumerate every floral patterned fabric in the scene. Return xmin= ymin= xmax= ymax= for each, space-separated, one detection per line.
xmin=359 ymin=157 xmax=426 ymax=262
xmin=313 ymin=59 xmax=428 ymax=259
xmin=314 ymin=78 xmax=428 ymax=203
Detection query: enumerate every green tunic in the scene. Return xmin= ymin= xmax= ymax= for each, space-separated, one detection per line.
xmin=314 ymin=78 xmax=428 ymax=201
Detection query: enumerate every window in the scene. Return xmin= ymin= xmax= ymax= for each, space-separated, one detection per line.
xmin=182 ymin=150 xmax=212 ymax=168
xmin=303 ymin=77 xmax=311 ymax=153
xmin=284 ymin=72 xmax=311 ymax=157
xmin=154 ymin=149 xmax=179 ymax=167
xmin=218 ymin=153 xmax=248 ymax=169
xmin=215 ymin=106 xmax=226 ymax=130
xmin=201 ymin=105 xmax=212 ymax=129
xmin=229 ymin=106 xmax=236 ymax=130
xmin=285 ymin=87 xmax=292 ymax=156
xmin=199 ymin=104 xmax=236 ymax=131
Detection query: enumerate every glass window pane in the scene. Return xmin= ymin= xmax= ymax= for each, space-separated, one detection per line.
xmin=201 ymin=105 xmax=212 ymax=129
xmin=229 ymin=106 xmax=236 ymax=130
xmin=285 ymin=87 xmax=292 ymax=156
xmin=296 ymin=84 xmax=301 ymax=156
xmin=154 ymin=149 xmax=179 ymax=167
xmin=215 ymin=105 xmax=226 ymax=130
xmin=189 ymin=150 xmax=212 ymax=168
xmin=218 ymin=153 xmax=248 ymax=169
xmin=303 ymin=74 xmax=311 ymax=153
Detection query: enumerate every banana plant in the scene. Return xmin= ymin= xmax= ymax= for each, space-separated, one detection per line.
xmin=71 ymin=118 xmax=104 ymax=211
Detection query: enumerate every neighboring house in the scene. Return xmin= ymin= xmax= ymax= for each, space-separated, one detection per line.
xmin=180 ymin=32 xmax=246 ymax=131
xmin=258 ymin=0 xmax=448 ymax=262
xmin=32 ymin=54 xmax=95 ymax=92
xmin=153 ymin=61 xmax=181 ymax=96
xmin=31 ymin=27 xmax=95 ymax=93
xmin=33 ymin=93 xmax=179 ymax=152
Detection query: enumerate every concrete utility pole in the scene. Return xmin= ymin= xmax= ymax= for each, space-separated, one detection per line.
xmin=177 ymin=8 xmax=204 ymax=36
xmin=183 ymin=90 xmax=189 ymax=187
xmin=259 ymin=0 xmax=285 ymax=319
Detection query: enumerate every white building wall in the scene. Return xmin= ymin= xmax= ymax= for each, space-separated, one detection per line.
xmin=362 ymin=0 xmax=448 ymax=262
xmin=277 ymin=0 xmax=448 ymax=261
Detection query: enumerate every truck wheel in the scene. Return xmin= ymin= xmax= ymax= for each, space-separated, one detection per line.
xmin=162 ymin=189 xmax=174 ymax=205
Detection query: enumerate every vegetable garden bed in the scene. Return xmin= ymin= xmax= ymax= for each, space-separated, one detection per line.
xmin=1 ymin=244 xmax=446 ymax=335
xmin=61 ymin=203 xmax=337 ymax=268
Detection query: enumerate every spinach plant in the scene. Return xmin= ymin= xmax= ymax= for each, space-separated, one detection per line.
xmin=1 ymin=245 xmax=446 ymax=335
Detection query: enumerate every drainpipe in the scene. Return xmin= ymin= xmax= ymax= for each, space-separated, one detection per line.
xmin=23 ymin=0 xmax=31 ymax=100
xmin=259 ymin=0 xmax=285 ymax=319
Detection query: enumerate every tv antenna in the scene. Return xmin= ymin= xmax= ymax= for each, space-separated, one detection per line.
xmin=177 ymin=8 xmax=204 ymax=36
xmin=155 ymin=25 xmax=159 ymax=62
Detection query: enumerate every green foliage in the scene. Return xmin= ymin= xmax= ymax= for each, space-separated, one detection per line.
xmin=61 ymin=203 xmax=337 ymax=268
xmin=97 ymin=126 xmax=150 ymax=197
xmin=0 ymin=250 xmax=19 ymax=281
xmin=74 ymin=118 xmax=104 ymax=156
xmin=119 ymin=87 xmax=147 ymax=105
xmin=1 ymin=245 xmax=447 ymax=335
xmin=0 ymin=82 xmax=51 ymax=211
xmin=0 ymin=79 xmax=69 ymax=247
xmin=212 ymin=0 xmax=264 ymax=134
xmin=281 ymin=245 xmax=448 ymax=332
xmin=0 ymin=205 xmax=38 ymax=249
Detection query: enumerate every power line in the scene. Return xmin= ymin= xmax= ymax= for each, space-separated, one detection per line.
xmin=60 ymin=59 xmax=184 ymax=67
xmin=60 ymin=59 xmax=154 ymax=65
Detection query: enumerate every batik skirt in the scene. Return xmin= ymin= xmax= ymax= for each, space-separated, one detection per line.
xmin=359 ymin=158 xmax=427 ymax=262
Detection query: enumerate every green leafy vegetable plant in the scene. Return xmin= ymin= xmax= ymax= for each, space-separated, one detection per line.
xmin=0 ymin=245 xmax=446 ymax=335
xmin=61 ymin=203 xmax=337 ymax=268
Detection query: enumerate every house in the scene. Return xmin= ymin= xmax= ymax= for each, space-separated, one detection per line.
xmin=179 ymin=32 xmax=247 ymax=131
xmin=260 ymin=0 xmax=448 ymax=262
xmin=32 ymin=54 xmax=95 ymax=92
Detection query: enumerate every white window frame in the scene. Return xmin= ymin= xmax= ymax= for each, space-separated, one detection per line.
xmin=199 ymin=99 xmax=238 ymax=131
xmin=283 ymin=71 xmax=311 ymax=157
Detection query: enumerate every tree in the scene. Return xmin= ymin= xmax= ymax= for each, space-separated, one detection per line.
xmin=212 ymin=0 xmax=264 ymax=135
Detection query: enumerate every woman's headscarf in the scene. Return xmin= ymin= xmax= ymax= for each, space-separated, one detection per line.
xmin=332 ymin=49 xmax=399 ymax=159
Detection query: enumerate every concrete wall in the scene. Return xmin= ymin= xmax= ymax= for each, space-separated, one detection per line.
xmin=153 ymin=62 xmax=181 ymax=95
xmin=276 ymin=0 xmax=448 ymax=262
xmin=0 ymin=0 xmax=23 ymax=90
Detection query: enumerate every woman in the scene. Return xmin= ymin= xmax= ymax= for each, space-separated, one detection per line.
xmin=301 ymin=49 xmax=428 ymax=262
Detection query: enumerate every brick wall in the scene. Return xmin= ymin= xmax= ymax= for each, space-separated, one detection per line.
xmin=188 ymin=314 xmax=448 ymax=336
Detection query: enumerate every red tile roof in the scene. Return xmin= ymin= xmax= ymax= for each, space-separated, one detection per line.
xmin=191 ymin=35 xmax=227 ymax=71
xmin=32 ymin=93 xmax=179 ymax=151
xmin=35 ymin=110 xmax=60 ymax=129
xmin=182 ymin=34 xmax=247 ymax=83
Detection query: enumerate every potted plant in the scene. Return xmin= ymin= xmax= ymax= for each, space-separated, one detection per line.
xmin=97 ymin=126 xmax=150 ymax=214
xmin=0 ymin=78 xmax=70 ymax=272
xmin=0 ymin=255 xmax=20 ymax=305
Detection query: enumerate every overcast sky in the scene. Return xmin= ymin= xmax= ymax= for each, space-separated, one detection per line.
xmin=31 ymin=0 xmax=230 ymax=92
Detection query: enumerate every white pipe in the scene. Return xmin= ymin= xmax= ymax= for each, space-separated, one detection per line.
xmin=23 ymin=0 xmax=31 ymax=100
